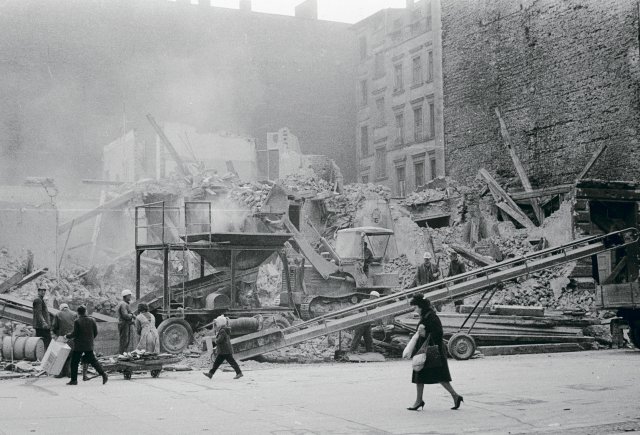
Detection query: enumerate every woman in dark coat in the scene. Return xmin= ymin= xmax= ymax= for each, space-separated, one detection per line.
xmin=408 ymin=294 xmax=463 ymax=410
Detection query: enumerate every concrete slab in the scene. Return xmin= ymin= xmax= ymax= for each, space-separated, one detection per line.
xmin=0 ymin=350 xmax=639 ymax=434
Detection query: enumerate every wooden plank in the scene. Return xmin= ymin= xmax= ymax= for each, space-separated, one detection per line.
xmin=495 ymin=108 xmax=544 ymax=224
xmin=577 ymin=144 xmax=607 ymax=181
xmin=510 ymin=184 xmax=574 ymax=201
xmin=478 ymin=343 xmax=586 ymax=356
xmin=495 ymin=202 xmax=535 ymax=230
xmin=450 ymin=244 xmax=495 ymax=266
xmin=479 ymin=169 xmax=535 ymax=228
xmin=57 ymin=190 xmax=136 ymax=234
xmin=0 ymin=272 xmax=24 ymax=294
xmin=576 ymin=187 xmax=640 ymax=202
xmin=14 ymin=269 xmax=48 ymax=289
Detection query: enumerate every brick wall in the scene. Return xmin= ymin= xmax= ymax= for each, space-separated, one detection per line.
xmin=441 ymin=0 xmax=640 ymax=187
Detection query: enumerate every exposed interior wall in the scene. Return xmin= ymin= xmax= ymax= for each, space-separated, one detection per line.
xmin=441 ymin=0 xmax=640 ymax=187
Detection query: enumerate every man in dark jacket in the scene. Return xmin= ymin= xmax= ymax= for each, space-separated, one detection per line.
xmin=411 ymin=252 xmax=440 ymax=288
xmin=65 ymin=305 xmax=108 ymax=385
xmin=32 ymin=287 xmax=51 ymax=349
xmin=447 ymin=252 xmax=467 ymax=307
xmin=51 ymin=303 xmax=76 ymax=378
xmin=204 ymin=315 xmax=243 ymax=380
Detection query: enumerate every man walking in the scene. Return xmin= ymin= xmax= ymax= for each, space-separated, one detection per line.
xmin=65 ymin=305 xmax=108 ymax=385
xmin=51 ymin=303 xmax=76 ymax=378
xmin=350 ymin=290 xmax=381 ymax=353
xmin=117 ymin=289 xmax=136 ymax=354
xmin=204 ymin=315 xmax=243 ymax=380
xmin=32 ymin=286 xmax=51 ymax=349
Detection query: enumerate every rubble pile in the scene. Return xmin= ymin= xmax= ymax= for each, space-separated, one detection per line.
xmin=227 ymin=182 xmax=274 ymax=213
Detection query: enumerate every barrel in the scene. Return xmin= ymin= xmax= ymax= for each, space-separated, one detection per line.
xmin=24 ymin=337 xmax=45 ymax=361
xmin=12 ymin=337 xmax=28 ymax=360
xmin=0 ymin=336 xmax=45 ymax=361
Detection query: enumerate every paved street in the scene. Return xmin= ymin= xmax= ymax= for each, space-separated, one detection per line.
xmin=1 ymin=349 xmax=639 ymax=435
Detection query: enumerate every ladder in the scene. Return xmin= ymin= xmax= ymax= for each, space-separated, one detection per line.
xmin=231 ymin=228 xmax=638 ymax=360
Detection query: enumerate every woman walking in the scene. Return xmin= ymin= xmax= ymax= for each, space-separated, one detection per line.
xmin=135 ymin=303 xmax=160 ymax=353
xmin=406 ymin=294 xmax=463 ymax=410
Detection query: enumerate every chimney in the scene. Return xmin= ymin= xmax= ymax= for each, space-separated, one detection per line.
xmin=239 ymin=0 xmax=252 ymax=11
xmin=295 ymin=0 xmax=317 ymax=20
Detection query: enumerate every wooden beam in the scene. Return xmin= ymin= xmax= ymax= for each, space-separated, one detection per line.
xmin=479 ymin=169 xmax=535 ymax=228
xmin=510 ymin=184 xmax=574 ymax=201
xmin=576 ymin=187 xmax=640 ymax=202
xmin=146 ymin=114 xmax=191 ymax=178
xmin=57 ymin=190 xmax=136 ymax=234
xmin=0 ymin=272 xmax=24 ymax=294
xmin=603 ymin=256 xmax=627 ymax=285
xmin=577 ymin=144 xmax=607 ymax=181
xmin=451 ymin=244 xmax=495 ymax=267
xmin=81 ymin=179 xmax=126 ymax=186
xmin=495 ymin=202 xmax=535 ymax=229
xmin=495 ymin=108 xmax=544 ymax=224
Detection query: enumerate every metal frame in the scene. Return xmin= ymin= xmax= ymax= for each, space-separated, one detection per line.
xmin=134 ymin=201 xmax=295 ymax=320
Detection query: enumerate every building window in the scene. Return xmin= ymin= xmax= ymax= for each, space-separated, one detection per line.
xmin=375 ymin=147 xmax=387 ymax=179
xmin=428 ymin=101 xmax=435 ymax=139
xmin=414 ymin=161 xmax=425 ymax=188
xmin=429 ymin=151 xmax=437 ymax=180
xmin=426 ymin=1 xmax=432 ymax=32
xmin=360 ymin=80 xmax=368 ymax=106
xmin=396 ymin=166 xmax=406 ymax=197
xmin=376 ymin=97 xmax=385 ymax=126
xmin=413 ymin=106 xmax=423 ymax=142
xmin=412 ymin=56 xmax=422 ymax=85
xmin=410 ymin=8 xmax=423 ymax=36
xmin=394 ymin=63 xmax=403 ymax=91
xmin=395 ymin=112 xmax=404 ymax=145
xmin=374 ymin=52 xmax=385 ymax=78
xmin=426 ymin=51 xmax=434 ymax=83
xmin=362 ymin=174 xmax=369 ymax=184
xmin=359 ymin=36 xmax=367 ymax=61
xmin=360 ymin=125 xmax=369 ymax=157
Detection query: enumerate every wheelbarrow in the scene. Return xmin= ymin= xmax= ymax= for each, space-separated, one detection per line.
xmin=100 ymin=356 xmax=181 ymax=380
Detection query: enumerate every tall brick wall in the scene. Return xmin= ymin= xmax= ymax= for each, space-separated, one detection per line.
xmin=441 ymin=0 xmax=640 ymax=187
xmin=0 ymin=0 xmax=357 ymax=187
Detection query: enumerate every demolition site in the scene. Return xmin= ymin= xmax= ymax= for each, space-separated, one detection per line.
xmin=0 ymin=1 xmax=639 ymax=434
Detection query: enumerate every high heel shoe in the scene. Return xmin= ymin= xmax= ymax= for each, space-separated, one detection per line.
xmin=451 ymin=395 xmax=464 ymax=410
xmin=407 ymin=400 xmax=425 ymax=411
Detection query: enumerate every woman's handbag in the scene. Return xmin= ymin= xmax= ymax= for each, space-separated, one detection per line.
xmin=411 ymin=334 xmax=442 ymax=372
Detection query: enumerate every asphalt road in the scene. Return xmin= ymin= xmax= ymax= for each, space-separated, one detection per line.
xmin=1 ymin=349 xmax=639 ymax=435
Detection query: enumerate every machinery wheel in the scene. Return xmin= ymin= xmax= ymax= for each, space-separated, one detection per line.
xmin=447 ymin=332 xmax=476 ymax=360
xmin=150 ymin=369 xmax=161 ymax=378
xmin=157 ymin=318 xmax=193 ymax=354
xmin=123 ymin=370 xmax=132 ymax=380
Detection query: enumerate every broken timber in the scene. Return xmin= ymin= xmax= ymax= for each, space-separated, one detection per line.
xmin=58 ymin=190 xmax=136 ymax=234
xmin=451 ymin=244 xmax=495 ymax=267
xmin=479 ymin=169 xmax=535 ymax=228
xmin=577 ymin=144 xmax=607 ymax=181
xmin=146 ymin=114 xmax=191 ymax=178
xmin=510 ymin=184 xmax=574 ymax=201
xmin=495 ymin=108 xmax=544 ymax=224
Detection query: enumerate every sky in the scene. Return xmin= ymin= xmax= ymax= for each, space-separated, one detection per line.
xmin=207 ymin=0 xmax=407 ymax=23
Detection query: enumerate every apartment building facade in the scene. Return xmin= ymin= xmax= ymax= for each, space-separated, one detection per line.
xmin=353 ymin=0 xmax=444 ymax=196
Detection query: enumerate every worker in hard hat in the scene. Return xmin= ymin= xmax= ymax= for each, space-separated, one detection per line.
xmin=117 ymin=289 xmax=136 ymax=354
xmin=362 ymin=241 xmax=374 ymax=274
xmin=350 ymin=291 xmax=381 ymax=354
xmin=410 ymin=252 xmax=440 ymax=288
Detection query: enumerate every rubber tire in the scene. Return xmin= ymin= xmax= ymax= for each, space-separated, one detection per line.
xmin=447 ymin=332 xmax=476 ymax=360
xmin=157 ymin=318 xmax=193 ymax=354
xmin=123 ymin=370 xmax=132 ymax=380
xmin=150 ymin=369 xmax=161 ymax=378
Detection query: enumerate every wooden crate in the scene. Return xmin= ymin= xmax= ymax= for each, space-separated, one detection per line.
xmin=595 ymin=282 xmax=640 ymax=309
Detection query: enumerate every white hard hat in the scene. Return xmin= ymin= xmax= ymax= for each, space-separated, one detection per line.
xmin=215 ymin=315 xmax=228 ymax=328
xmin=423 ymin=252 xmax=432 ymax=260
xmin=121 ymin=289 xmax=132 ymax=298
xmin=369 ymin=291 xmax=380 ymax=298
xmin=59 ymin=303 xmax=69 ymax=310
